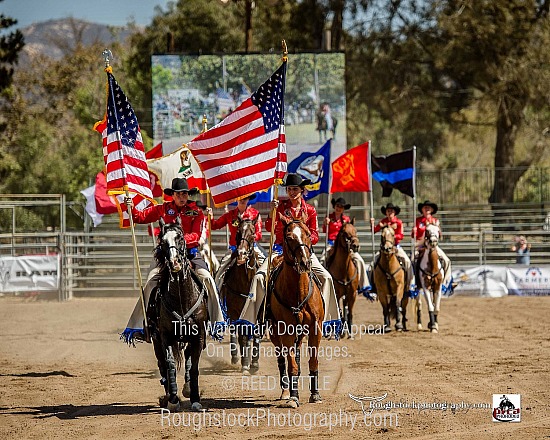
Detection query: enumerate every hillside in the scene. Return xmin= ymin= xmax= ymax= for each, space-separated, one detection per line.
xmin=19 ymin=18 xmax=135 ymax=64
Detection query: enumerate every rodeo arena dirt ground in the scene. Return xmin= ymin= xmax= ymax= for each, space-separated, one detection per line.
xmin=1 ymin=294 xmax=549 ymax=440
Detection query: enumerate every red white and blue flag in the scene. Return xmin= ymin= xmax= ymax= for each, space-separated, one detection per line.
xmin=94 ymin=70 xmax=156 ymax=227
xmin=187 ymin=62 xmax=287 ymax=207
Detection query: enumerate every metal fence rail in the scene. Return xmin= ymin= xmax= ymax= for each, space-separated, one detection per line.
xmin=2 ymin=226 xmax=549 ymax=300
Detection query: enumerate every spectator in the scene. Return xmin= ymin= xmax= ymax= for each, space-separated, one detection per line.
xmin=511 ymin=235 xmax=531 ymax=265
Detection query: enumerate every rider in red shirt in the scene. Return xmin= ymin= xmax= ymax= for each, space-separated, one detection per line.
xmin=322 ymin=197 xmax=373 ymax=299
xmin=244 ymin=173 xmax=341 ymax=335
xmin=370 ymin=202 xmax=416 ymax=296
xmin=207 ymin=194 xmax=265 ymax=289
xmin=122 ymin=178 xmax=225 ymax=344
xmin=412 ymin=200 xmax=452 ymax=292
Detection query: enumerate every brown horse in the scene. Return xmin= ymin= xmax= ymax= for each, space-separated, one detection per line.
xmin=417 ymin=223 xmax=443 ymax=333
xmin=269 ymin=214 xmax=324 ymax=408
xmin=374 ymin=225 xmax=407 ymax=332
xmin=326 ymin=220 xmax=359 ymax=338
xmin=219 ymin=215 xmax=261 ymax=373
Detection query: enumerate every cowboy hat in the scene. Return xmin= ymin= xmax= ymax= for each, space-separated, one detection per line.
xmin=381 ymin=202 xmax=401 ymax=216
xmin=163 ymin=177 xmax=199 ymax=196
xmin=331 ymin=197 xmax=351 ymax=210
xmin=418 ymin=200 xmax=438 ymax=214
xmin=281 ymin=173 xmax=311 ymax=187
xmin=240 ymin=193 xmax=257 ymax=202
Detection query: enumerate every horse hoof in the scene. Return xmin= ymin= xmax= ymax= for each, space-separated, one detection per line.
xmin=279 ymin=388 xmax=290 ymax=400
xmin=249 ymin=363 xmax=259 ymax=374
xmin=182 ymin=382 xmax=191 ymax=398
xmin=241 ymin=366 xmax=251 ymax=375
xmin=431 ymin=328 xmax=439 ymax=334
xmin=384 ymin=326 xmax=392 ymax=333
xmin=347 ymin=334 xmax=355 ymax=340
xmin=417 ymin=324 xmax=423 ymax=330
xmin=159 ymin=395 xmax=169 ymax=408
xmin=309 ymin=393 xmax=322 ymax=403
xmin=280 ymin=397 xmax=299 ymax=408
xmin=167 ymin=397 xmax=181 ymax=412
xmin=434 ymin=322 xmax=439 ymax=330
xmin=191 ymin=402 xmax=203 ymax=412
xmin=231 ymin=356 xmax=239 ymax=365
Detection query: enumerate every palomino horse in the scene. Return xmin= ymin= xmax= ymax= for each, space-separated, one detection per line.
xmin=326 ymin=220 xmax=359 ymax=338
xmin=269 ymin=214 xmax=324 ymax=408
xmin=374 ymin=225 xmax=407 ymax=332
xmin=149 ymin=218 xmax=207 ymax=411
xmin=220 ymin=215 xmax=261 ymax=373
xmin=417 ymin=223 xmax=444 ymax=333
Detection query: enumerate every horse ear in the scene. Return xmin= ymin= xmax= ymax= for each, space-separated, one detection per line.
xmin=351 ymin=217 xmax=355 ymax=225
xmin=278 ymin=212 xmax=291 ymax=225
xmin=159 ymin=217 xmax=165 ymax=228
xmin=175 ymin=216 xmax=182 ymax=226
xmin=237 ymin=212 xmax=243 ymax=222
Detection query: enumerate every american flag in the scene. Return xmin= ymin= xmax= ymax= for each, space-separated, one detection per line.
xmin=187 ymin=62 xmax=287 ymax=207
xmin=94 ymin=70 xmax=155 ymax=227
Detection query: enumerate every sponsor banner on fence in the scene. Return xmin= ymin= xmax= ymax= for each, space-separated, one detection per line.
xmin=451 ymin=265 xmax=550 ymax=297
xmin=0 ymin=255 xmax=60 ymax=293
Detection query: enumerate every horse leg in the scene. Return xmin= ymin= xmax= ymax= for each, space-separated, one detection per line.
xmin=165 ymin=344 xmax=181 ymax=411
xmin=272 ymin=333 xmax=290 ymax=400
xmin=308 ymin=325 xmax=322 ymax=403
xmin=416 ymin=296 xmax=423 ymax=330
xmin=239 ymin=333 xmax=251 ymax=374
xmin=153 ymin=338 xmax=170 ymax=408
xmin=434 ymin=286 xmax=442 ymax=332
xmin=347 ymin=291 xmax=356 ymax=339
xmin=380 ymin=295 xmax=391 ymax=333
xmin=395 ymin=294 xmax=404 ymax=332
xmin=250 ymin=336 xmax=260 ymax=374
xmin=182 ymin=344 xmax=191 ymax=398
xmin=230 ymin=332 xmax=239 ymax=365
xmin=187 ymin=339 xmax=203 ymax=411
xmin=401 ymin=294 xmax=409 ymax=332
xmin=286 ymin=346 xmax=300 ymax=408
xmin=422 ymin=287 xmax=436 ymax=332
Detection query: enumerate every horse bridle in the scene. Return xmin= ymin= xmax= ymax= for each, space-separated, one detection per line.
xmin=236 ymin=219 xmax=257 ymax=270
xmin=333 ymin=225 xmax=359 ymax=286
xmin=380 ymin=226 xmax=397 ymax=255
xmin=283 ymin=220 xmax=313 ymax=273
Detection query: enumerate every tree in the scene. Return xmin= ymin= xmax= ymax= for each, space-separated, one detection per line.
xmin=346 ymin=0 xmax=550 ymax=204
xmin=0 ymin=3 xmax=24 ymax=94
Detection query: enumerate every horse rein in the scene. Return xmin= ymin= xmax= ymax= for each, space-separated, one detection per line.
xmin=283 ymin=220 xmax=313 ymax=273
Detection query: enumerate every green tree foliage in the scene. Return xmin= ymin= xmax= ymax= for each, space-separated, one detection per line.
xmin=346 ymin=0 xmax=550 ymax=204
xmin=0 ymin=21 xmax=136 ymax=228
xmin=0 ymin=2 xmax=24 ymax=95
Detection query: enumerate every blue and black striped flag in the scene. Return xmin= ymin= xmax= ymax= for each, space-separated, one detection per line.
xmin=371 ymin=149 xmax=415 ymax=198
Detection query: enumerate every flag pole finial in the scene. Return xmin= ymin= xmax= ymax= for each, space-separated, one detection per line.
xmin=102 ymin=49 xmax=113 ymax=67
xmin=202 ymin=114 xmax=208 ymax=133
xmin=281 ymin=40 xmax=288 ymax=62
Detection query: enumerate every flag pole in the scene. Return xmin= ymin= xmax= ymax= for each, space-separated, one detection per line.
xmin=411 ymin=145 xmax=417 ymax=263
xmin=262 ymin=40 xmax=287 ymax=323
xmin=201 ymin=114 xmax=214 ymax=275
xmin=368 ymin=140 xmax=375 ymax=256
xmin=102 ymin=49 xmax=148 ymax=342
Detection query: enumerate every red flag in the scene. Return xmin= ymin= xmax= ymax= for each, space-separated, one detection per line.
xmin=330 ymin=141 xmax=371 ymax=193
xmin=93 ymin=69 xmax=156 ymax=227
xmin=94 ymin=171 xmax=118 ymax=214
xmin=187 ymin=62 xmax=287 ymax=207
xmin=146 ymin=142 xmax=163 ymax=159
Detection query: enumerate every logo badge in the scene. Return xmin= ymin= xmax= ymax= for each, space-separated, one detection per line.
xmin=492 ymin=394 xmax=521 ymax=422
xmin=167 ymin=208 xmax=176 ymax=216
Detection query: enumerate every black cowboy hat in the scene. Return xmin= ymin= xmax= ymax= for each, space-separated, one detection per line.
xmin=282 ymin=173 xmax=311 ymax=187
xmin=418 ymin=200 xmax=438 ymax=214
xmin=241 ymin=193 xmax=257 ymax=202
xmin=163 ymin=177 xmax=199 ymax=196
xmin=381 ymin=202 xmax=401 ymax=216
xmin=331 ymin=197 xmax=351 ymax=210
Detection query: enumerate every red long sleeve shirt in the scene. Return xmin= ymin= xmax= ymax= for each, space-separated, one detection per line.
xmin=265 ymin=200 xmax=319 ymax=246
xmin=210 ymin=206 xmax=262 ymax=246
xmin=132 ymin=200 xmax=203 ymax=249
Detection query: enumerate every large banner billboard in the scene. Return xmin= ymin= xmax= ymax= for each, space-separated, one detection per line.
xmin=151 ymin=53 xmax=346 ymax=164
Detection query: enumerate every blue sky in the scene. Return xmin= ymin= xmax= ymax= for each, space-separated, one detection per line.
xmin=3 ymin=0 xmax=172 ymax=29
